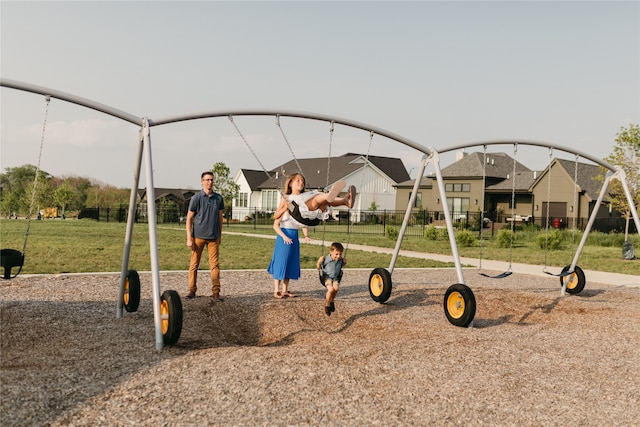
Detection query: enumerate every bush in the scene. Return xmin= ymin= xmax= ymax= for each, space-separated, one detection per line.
xmin=496 ymin=228 xmax=514 ymax=248
xmin=536 ymin=229 xmax=563 ymax=250
xmin=386 ymin=226 xmax=399 ymax=240
xmin=456 ymin=230 xmax=476 ymax=247
xmin=424 ymin=225 xmax=438 ymax=240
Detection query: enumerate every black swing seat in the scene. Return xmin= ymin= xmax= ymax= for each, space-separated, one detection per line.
xmin=318 ymin=269 xmax=343 ymax=286
xmin=479 ymin=270 xmax=512 ymax=279
xmin=1 ymin=249 xmax=25 ymax=280
xmin=288 ymin=201 xmax=321 ymax=227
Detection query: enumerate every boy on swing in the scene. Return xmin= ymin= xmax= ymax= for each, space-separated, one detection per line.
xmin=274 ymin=173 xmax=356 ymax=223
xmin=317 ymin=242 xmax=346 ymax=316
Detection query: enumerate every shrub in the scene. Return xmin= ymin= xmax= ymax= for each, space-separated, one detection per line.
xmin=496 ymin=228 xmax=514 ymax=248
xmin=386 ymin=226 xmax=399 ymax=240
xmin=536 ymin=229 xmax=563 ymax=250
xmin=456 ymin=229 xmax=476 ymax=247
xmin=424 ymin=225 xmax=438 ymax=240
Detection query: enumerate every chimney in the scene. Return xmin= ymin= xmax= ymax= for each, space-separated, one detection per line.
xmin=456 ymin=149 xmax=467 ymax=161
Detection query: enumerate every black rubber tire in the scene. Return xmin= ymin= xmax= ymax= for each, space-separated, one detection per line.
xmin=368 ymin=267 xmax=392 ymax=303
xmin=123 ymin=269 xmax=140 ymax=313
xmin=560 ymin=265 xmax=586 ymax=295
xmin=161 ymin=290 xmax=183 ymax=345
xmin=444 ymin=283 xmax=476 ymax=327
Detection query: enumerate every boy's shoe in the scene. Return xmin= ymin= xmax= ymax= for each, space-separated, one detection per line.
xmin=185 ymin=291 xmax=196 ymax=299
xmin=324 ymin=305 xmax=331 ymax=316
xmin=329 ymin=301 xmax=335 ymax=312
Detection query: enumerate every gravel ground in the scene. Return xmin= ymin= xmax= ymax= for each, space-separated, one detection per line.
xmin=1 ymin=268 xmax=639 ymax=426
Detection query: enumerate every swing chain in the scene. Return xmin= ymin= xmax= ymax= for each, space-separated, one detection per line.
xmin=23 ymin=95 xmax=51 ymax=255
xmin=275 ymin=114 xmax=304 ymax=176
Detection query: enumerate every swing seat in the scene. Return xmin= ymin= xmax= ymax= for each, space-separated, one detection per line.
xmin=1 ymin=249 xmax=25 ymax=280
xmin=289 ymin=201 xmax=321 ymax=227
xmin=479 ymin=270 xmax=512 ymax=279
xmin=318 ymin=269 xmax=343 ymax=286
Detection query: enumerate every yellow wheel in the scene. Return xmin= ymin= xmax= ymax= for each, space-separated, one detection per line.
xmin=368 ymin=267 xmax=392 ymax=303
xmin=123 ymin=270 xmax=140 ymax=312
xmin=560 ymin=265 xmax=586 ymax=294
xmin=160 ymin=290 xmax=183 ymax=345
xmin=443 ymin=284 xmax=476 ymax=327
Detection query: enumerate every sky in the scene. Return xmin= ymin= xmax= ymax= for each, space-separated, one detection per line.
xmin=1 ymin=1 xmax=639 ymax=190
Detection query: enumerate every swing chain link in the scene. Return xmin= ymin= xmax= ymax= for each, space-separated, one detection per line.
xmin=23 ymin=95 xmax=51 ymax=254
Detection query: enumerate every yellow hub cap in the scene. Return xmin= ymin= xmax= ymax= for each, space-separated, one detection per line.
xmin=447 ymin=292 xmax=465 ymax=319
xmin=563 ymin=272 xmax=578 ymax=289
xmin=160 ymin=299 xmax=169 ymax=334
xmin=370 ymin=274 xmax=383 ymax=297
xmin=123 ymin=279 xmax=130 ymax=304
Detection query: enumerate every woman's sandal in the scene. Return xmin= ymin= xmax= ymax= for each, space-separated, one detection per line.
xmin=282 ymin=291 xmax=295 ymax=298
xmin=274 ymin=292 xmax=283 ymax=299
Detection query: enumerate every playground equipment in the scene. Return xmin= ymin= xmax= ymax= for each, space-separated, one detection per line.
xmin=2 ymin=78 xmax=639 ymax=348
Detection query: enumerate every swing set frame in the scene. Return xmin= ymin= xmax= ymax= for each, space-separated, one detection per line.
xmin=2 ymin=78 xmax=639 ymax=349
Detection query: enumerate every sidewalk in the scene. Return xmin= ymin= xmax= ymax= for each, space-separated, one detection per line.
xmin=227 ymin=232 xmax=639 ymax=288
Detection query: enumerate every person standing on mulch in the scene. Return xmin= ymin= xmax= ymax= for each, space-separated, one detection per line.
xmin=185 ymin=171 xmax=224 ymax=301
xmin=267 ymin=173 xmax=312 ymax=299
xmin=317 ymin=242 xmax=346 ymax=316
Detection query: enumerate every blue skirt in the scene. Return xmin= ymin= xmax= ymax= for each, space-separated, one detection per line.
xmin=267 ymin=228 xmax=301 ymax=280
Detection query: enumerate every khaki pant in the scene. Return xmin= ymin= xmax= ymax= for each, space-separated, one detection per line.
xmin=188 ymin=237 xmax=221 ymax=295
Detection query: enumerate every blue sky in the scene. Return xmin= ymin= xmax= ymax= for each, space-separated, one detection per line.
xmin=1 ymin=1 xmax=638 ymax=189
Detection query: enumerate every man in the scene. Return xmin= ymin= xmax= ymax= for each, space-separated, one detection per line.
xmin=185 ymin=171 xmax=224 ymax=301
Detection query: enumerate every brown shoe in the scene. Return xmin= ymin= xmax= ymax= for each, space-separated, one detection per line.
xmin=212 ymin=293 xmax=224 ymax=302
xmin=346 ymin=185 xmax=356 ymax=209
xmin=324 ymin=305 xmax=331 ymax=316
xmin=185 ymin=291 xmax=196 ymax=299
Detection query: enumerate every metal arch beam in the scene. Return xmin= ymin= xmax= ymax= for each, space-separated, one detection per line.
xmin=149 ymin=109 xmax=436 ymax=158
xmin=0 ymin=78 xmax=142 ymax=126
xmin=438 ymin=139 xmax=617 ymax=172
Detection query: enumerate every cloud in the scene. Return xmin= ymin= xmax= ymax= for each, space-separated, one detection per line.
xmin=30 ymin=119 xmax=137 ymax=149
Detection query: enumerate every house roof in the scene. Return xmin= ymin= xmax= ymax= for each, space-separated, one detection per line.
xmin=240 ymin=169 xmax=271 ymax=191
xmin=256 ymin=153 xmax=410 ymax=190
xmin=137 ymin=188 xmax=198 ymax=202
xmin=437 ymin=151 xmax=532 ymax=180
xmin=531 ymin=159 xmax=605 ymax=201
xmin=395 ymin=176 xmax=434 ymax=189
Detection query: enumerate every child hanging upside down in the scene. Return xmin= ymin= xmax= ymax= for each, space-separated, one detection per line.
xmin=274 ymin=173 xmax=356 ymax=223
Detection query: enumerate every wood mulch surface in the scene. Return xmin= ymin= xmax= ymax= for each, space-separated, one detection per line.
xmin=1 ymin=268 xmax=639 ymax=426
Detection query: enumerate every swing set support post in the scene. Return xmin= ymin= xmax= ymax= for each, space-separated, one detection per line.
xmin=562 ymin=168 xmax=640 ymax=296
xmin=116 ymin=130 xmax=145 ymax=318
xmin=389 ymin=154 xmax=429 ymax=274
xmin=140 ymin=118 xmax=165 ymax=351
xmin=431 ymin=150 xmax=466 ymax=284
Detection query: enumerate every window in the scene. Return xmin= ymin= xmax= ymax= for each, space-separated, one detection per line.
xmin=262 ymin=190 xmax=278 ymax=210
xmin=236 ymin=193 xmax=248 ymax=208
xmin=445 ymin=183 xmax=470 ymax=192
xmin=447 ymin=197 xmax=470 ymax=218
xmin=409 ymin=192 xmax=422 ymax=208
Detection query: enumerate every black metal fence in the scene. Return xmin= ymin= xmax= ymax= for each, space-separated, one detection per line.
xmin=78 ymin=205 xmax=636 ymax=236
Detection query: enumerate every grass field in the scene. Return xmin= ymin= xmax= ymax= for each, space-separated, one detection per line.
xmin=1 ymin=219 xmax=638 ymax=275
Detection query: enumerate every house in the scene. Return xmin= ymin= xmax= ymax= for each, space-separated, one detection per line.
xmin=137 ymin=187 xmax=199 ymax=221
xmin=395 ymin=150 xmax=614 ymax=229
xmin=232 ymin=153 xmax=410 ymax=221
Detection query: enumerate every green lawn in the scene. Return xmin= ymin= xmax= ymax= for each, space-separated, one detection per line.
xmin=1 ymin=219 xmax=638 ymax=275
xmin=0 ymin=220 xmax=452 ymax=274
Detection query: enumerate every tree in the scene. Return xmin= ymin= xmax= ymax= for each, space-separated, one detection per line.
xmin=603 ymin=124 xmax=640 ymax=241
xmin=210 ymin=162 xmax=240 ymax=213
xmin=53 ymin=180 xmax=75 ymax=217
xmin=0 ymin=164 xmax=51 ymax=217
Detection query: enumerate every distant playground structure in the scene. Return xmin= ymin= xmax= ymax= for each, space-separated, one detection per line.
xmin=2 ymin=78 xmax=639 ymax=351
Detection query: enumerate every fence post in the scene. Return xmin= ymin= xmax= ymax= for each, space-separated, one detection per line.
xmin=383 ymin=210 xmax=387 ymax=236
